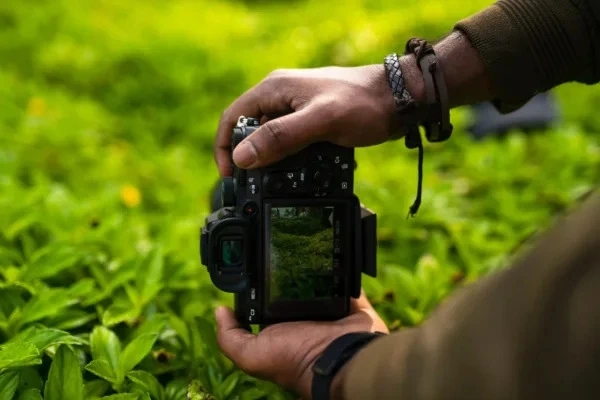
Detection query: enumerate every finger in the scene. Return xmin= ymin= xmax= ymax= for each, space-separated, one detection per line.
xmin=214 ymin=76 xmax=294 ymax=177
xmin=214 ymin=306 xmax=259 ymax=372
xmin=232 ymin=104 xmax=328 ymax=169
xmin=350 ymin=289 xmax=375 ymax=313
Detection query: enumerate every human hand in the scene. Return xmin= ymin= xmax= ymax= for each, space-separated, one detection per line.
xmin=215 ymin=291 xmax=389 ymax=399
xmin=214 ymin=64 xmax=422 ymax=176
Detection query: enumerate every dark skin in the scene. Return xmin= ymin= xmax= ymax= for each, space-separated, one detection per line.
xmin=214 ymin=31 xmax=493 ymax=176
xmin=214 ymin=31 xmax=495 ymax=399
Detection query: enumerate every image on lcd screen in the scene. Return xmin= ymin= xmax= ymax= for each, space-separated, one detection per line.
xmin=268 ymin=206 xmax=335 ymax=303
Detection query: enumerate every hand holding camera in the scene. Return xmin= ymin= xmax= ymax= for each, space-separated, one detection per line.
xmin=201 ymin=116 xmax=378 ymax=325
xmin=213 ymin=65 xmax=417 ymax=177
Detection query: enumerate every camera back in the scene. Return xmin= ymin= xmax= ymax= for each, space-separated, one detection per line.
xmin=201 ymin=116 xmax=376 ymax=325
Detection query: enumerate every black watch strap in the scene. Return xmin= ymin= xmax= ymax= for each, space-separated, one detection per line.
xmin=311 ymin=331 xmax=386 ymax=400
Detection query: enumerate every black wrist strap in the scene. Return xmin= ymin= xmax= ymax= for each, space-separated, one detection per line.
xmin=311 ymin=332 xmax=386 ymax=400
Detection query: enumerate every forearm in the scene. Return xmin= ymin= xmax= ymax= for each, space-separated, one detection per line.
xmin=398 ymin=0 xmax=600 ymax=114
xmin=332 ymin=192 xmax=600 ymax=399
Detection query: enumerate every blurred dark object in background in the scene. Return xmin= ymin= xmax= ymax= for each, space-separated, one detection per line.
xmin=468 ymin=92 xmax=560 ymax=139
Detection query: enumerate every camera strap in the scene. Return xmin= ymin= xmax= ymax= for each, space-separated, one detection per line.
xmin=384 ymin=38 xmax=453 ymax=217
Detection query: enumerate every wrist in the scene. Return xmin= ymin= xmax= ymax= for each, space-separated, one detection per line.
xmin=311 ymin=332 xmax=386 ymax=400
xmin=398 ymin=54 xmax=426 ymax=104
xmin=329 ymin=362 xmax=350 ymax=400
xmin=398 ymin=31 xmax=494 ymax=109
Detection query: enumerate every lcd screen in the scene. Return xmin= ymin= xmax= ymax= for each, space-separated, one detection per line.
xmin=267 ymin=206 xmax=335 ymax=303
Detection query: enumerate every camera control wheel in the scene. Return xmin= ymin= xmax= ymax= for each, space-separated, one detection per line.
xmin=221 ymin=177 xmax=236 ymax=207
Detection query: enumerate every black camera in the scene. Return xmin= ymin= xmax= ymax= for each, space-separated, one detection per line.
xmin=200 ymin=116 xmax=377 ymax=325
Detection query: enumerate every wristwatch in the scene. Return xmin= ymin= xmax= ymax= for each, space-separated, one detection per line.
xmin=311 ymin=331 xmax=386 ymax=400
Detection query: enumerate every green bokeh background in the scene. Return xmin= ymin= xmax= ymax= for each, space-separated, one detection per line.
xmin=0 ymin=0 xmax=598 ymax=398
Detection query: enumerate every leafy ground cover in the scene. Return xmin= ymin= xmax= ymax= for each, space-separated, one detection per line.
xmin=0 ymin=0 xmax=598 ymax=398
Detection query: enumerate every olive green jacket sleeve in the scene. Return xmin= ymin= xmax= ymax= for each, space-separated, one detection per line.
xmin=339 ymin=190 xmax=600 ymax=399
xmin=454 ymin=0 xmax=600 ymax=113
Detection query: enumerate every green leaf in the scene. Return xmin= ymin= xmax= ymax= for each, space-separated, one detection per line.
xmin=167 ymin=314 xmax=189 ymax=348
xmin=45 ymin=309 xmax=96 ymax=330
xmin=127 ymin=370 xmax=165 ymax=400
xmin=84 ymin=380 xmax=110 ymax=398
xmin=18 ymin=367 xmax=43 ymax=392
xmin=84 ymin=359 xmax=118 ymax=384
xmin=66 ymin=278 xmax=96 ymax=299
xmin=10 ymin=326 xmax=87 ymax=351
xmin=128 ymin=313 xmax=168 ymax=343
xmin=165 ymin=379 xmax=188 ymax=400
xmin=19 ymin=287 xmax=79 ymax=326
xmin=0 ymin=286 xmax=28 ymax=322
xmin=189 ymin=317 xmax=219 ymax=363
xmin=99 ymin=395 xmax=139 ymax=400
xmin=187 ymin=380 xmax=216 ymax=400
xmin=44 ymin=345 xmax=84 ymax=400
xmin=137 ymin=247 xmax=164 ymax=303
xmin=21 ymin=244 xmax=81 ymax=281
xmin=18 ymin=389 xmax=43 ymax=400
xmin=219 ymin=372 xmax=240 ymax=399
xmin=240 ymin=388 xmax=268 ymax=400
xmin=0 ymin=371 xmax=19 ymax=400
xmin=118 ymin=333 xmax=158 ymax=378
xmin=101 ymin=302 xmax=141 ymax=327
xmin=83 ymin=267 xmax=137 ymax=307
xmin=0 ymin=342 xmax=41 ymax=369
xmin=90 ymin=326 xmax=121 ymax=372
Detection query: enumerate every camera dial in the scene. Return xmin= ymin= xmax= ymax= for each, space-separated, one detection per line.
xmin=221 ymin=177 xmax=236 ymax=207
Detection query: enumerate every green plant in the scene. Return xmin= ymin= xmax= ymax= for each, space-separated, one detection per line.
xmin=0 ymin=0 xmax=598 ymax=398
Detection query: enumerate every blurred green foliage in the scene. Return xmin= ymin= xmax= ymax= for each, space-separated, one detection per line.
xmin=0 ymin=0 xmax=598 ymax=398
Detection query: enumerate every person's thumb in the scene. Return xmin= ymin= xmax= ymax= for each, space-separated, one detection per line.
xmin=214 ymin=306 xmax=259 ymax=373
xmin=232 ymin=105 xmax=328 ymax=169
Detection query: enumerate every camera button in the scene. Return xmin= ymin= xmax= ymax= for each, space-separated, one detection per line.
xmin=285 ymin=171 xmax=296 ymax=180
xmin=249 ymin=183 xmax=259 ymax=195
xmin=266 ymin=175 xmax=285 ymax=194
xmin=243 ymin=201 xmax=258 ymax=216
xmin=299 ymin=168 xmax=307 ymax=182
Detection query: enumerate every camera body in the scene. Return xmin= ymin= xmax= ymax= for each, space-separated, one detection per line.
xmin=201 ymin=116 xmax=377 ymax=325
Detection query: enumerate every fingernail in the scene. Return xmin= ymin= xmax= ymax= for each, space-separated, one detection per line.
xmin=215 ymin=305 xmax=228 ymax=321
xmin=233 ymin=142 xmax=257 ymax=168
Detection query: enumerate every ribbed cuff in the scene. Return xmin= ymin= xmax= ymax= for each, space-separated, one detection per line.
xmin=454 ymin=0 xmax=591 ymax=113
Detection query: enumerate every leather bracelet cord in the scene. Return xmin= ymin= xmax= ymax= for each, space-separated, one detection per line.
xmin=384 ymin=38 xmax=453 ymax=218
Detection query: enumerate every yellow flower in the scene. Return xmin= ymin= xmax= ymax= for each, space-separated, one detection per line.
xmin=120 ymin=184 xmax=142 ymax=208
xmin=27 ymin=97 xmax=46 ymax=117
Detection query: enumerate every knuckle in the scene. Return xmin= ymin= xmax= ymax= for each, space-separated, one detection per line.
xmin=218 ymin=109 xmax=231 ymax=127
xmin=262 ymin=120 xmax=287 ymax=148
xmin=269 ymin=68 xmax=288 ymax=78
xmin=264 ymin=69 xmax=289 ymax=85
